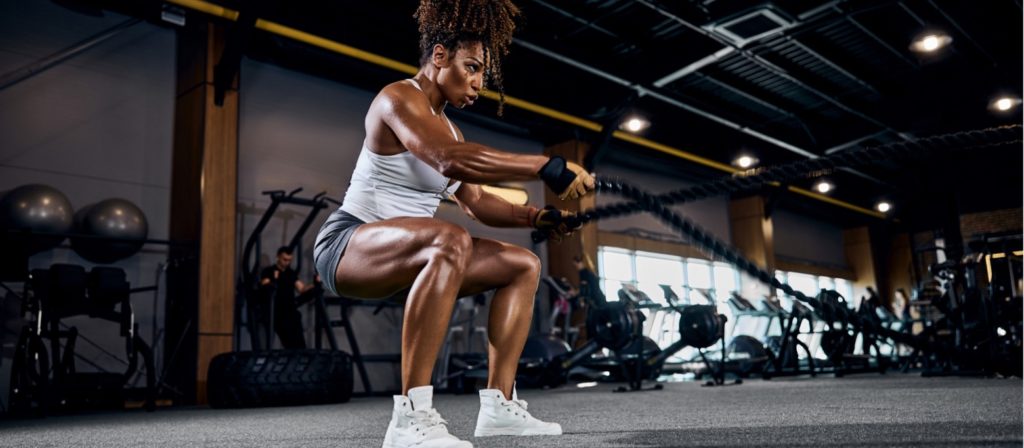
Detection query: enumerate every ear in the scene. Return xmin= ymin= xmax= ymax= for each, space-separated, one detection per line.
xmin=431 ymin=44 xmax=450 ymax=68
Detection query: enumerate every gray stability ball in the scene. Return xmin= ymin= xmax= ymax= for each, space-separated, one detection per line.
xmin=71 ymin=198 xmax=149 ymax=264
xmin=0 ymin=184 xmax=74 ymax=254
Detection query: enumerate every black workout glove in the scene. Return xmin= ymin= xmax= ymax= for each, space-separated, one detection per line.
xmin=538 ymin=156 xmax=595 ymax=201
xmin=531 ymin=205 xmax=583 ymax=242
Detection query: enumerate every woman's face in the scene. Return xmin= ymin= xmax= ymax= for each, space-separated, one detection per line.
xmin=436 ymin=42 xmax=485 ymax=109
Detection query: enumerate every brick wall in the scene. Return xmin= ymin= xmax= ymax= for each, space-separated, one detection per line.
xmin=959 ymin=208 xmax=1023 ymax=240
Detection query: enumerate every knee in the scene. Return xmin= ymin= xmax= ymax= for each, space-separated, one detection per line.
xmin=426 ymin=224 xmax=473 ymax=267
xmin=510 ymin=247 xmax=542 ymax=281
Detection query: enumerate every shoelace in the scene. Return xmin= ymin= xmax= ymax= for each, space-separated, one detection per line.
xmin=500 ymin=399 xmax=530 ymax=418
xmin=406 ymin=408 xmax=450 ymax=437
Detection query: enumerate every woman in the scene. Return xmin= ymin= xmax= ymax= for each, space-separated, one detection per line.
xmin=313 ymin=1 xmax=594 ymax=447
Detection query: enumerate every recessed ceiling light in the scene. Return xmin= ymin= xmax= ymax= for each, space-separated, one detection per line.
xmin=876 ymin=201 xmax=892 ymax=213
xmin=991 ymin=96 xmax=1020 ymax=112
xmin=620 ymin=116 xmax=650 ymax=133
xmin=910 ymin=33 xmax=952 ymax=53
xmin=732 ymin=154 xmax=759 ymax=169
xmin=814 ymin=179 xmax=833 ymax=194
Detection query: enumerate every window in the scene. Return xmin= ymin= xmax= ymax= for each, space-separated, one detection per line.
xmin=775 ymin=269 xmax=856 ymax=309
xmin=596 ymin=246 xmax=741 ymax=351
xmin=599 ymin=247 xmax=634 ymax=303
xmin=635 ymin=251 xmax=684 ymax=305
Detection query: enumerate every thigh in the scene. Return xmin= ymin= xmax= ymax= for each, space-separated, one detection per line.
xmin=334 ymin=217 xmax=467 ymax=299
xmin=458 ymin=238 xmax=540 ymax=297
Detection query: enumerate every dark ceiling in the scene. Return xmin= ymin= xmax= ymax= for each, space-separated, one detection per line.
xmin=73 ymin=0 xmax=1024 ymax=230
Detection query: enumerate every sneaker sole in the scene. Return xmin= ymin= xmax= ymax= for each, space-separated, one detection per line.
xmin=383 ymin=440 xmax=474 ymax=448
xmin=474 ymin=426 xmax=563 ymax=437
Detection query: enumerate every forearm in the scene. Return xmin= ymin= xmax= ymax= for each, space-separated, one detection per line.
xmin=438 ymin=142 xmax=549 ymax=183
xmin=471 ymin=193 xmax=539 ymax=228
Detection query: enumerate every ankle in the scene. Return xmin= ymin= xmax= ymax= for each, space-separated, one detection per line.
xmin=484 ymin=383 xmax=514 ymax=400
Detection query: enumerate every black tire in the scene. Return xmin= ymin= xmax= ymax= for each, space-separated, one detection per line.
xmin=207 ymin=349 xmax=353 ymax=409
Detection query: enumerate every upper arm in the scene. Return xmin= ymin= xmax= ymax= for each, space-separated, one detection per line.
xmin=375 ymin=84 xmax=460 ymax=171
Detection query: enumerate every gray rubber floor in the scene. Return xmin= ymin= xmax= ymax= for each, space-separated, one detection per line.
xmin=0 ymin=374 xmax=1021 ymax=447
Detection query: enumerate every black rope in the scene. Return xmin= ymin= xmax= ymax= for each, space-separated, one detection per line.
xmin=575 ymin=125 xmax=1022 ymax=225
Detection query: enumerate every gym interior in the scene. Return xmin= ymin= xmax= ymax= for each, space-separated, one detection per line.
xmin=1 ymin=1 xmax=1021 ymax=447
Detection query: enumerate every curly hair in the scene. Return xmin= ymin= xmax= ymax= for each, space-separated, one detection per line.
xmin=415 ymin=0 xmax=520 ymax=115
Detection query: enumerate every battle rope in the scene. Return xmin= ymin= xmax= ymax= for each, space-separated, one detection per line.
xmin=594 ymin=178 xmax=922 ymax=349
xmin=573 ymin=125 xmax=1022 ymax=225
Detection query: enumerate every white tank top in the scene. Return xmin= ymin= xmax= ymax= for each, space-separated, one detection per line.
xmin=340 ymin=79 xmax=462 ymax=223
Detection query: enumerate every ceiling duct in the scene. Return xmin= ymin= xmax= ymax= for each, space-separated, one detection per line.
xmin=704 ymin=6 xmax=793 ymax=47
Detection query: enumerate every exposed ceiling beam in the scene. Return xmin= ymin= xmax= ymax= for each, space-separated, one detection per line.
xmin=691 ymin=72 xmax=818 ymax=144
xmin=784 ymin=38 xmax=880 ymax=96
xmin=637 ymin=0 xmax=908 ymax=143
xmin=514 ymin=38 xmax=819 ymax=158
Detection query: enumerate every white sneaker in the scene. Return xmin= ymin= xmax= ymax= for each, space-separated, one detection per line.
xmin=474 ymin=387 xmax=562 ymax=437
xmin=382 ymin=386 xmax=472 ymax=448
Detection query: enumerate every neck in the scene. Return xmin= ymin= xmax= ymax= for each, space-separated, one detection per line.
xmin=413 ymin=69 xmax=447 ymax=114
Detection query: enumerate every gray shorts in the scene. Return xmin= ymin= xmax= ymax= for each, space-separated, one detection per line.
xmin=313 ymin=208 xmax=365 ymax=296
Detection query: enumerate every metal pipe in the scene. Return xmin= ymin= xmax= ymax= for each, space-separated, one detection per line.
xmin=640 ymin=88 xmax=819 ymax=158
xmin=0 ymin=18 xmax=141 ymax=91
xmin=513 ymin=39 xmax=634 ymax=88
xmin=653 ymin=47 xmax=736 ymax=87
xmin=824 ymin=130 xmax=890 ymax=154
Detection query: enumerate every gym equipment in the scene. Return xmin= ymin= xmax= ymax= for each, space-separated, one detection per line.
xmin=727 ymin=335 xmax=770 ymax=377
xmin=517 ymin=286 xmax=727 ymax=391
xmin=726 ymin=292 xmax=776 ymax=340
xmin=905 ymin=235 xmax=1023 ymax=377
xmin=206 ymin=349 xmax=353 ymax=408
xmin=648 ymin=287 xmax=731 ymax=386
xmin=0 ymin=184 xmax=74 ymax=254
xmin=236 ymin=187 xmax=338 ymax=351
xmin=759 ymin=297 xmax=817 ymax=378
xmin=70 ymin=198 xmax=149 ymax=264
xmin=7 ymin=264 xmax=156 ymax=415
xmin=515 ymin=335 xmax=572 ymax=389
xmin=309 ymin=296 xmax=386 ymax=396
xmin=542 ymin=276 xmax=580 ymax=346
xmin=434 ymin=295 xmax=489 ymax=392
xmin=537 ymin=178 xmax=927 ymax=378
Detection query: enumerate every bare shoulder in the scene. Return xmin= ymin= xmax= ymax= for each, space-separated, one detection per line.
xmin=371 ymin=81 xmax=429 ymax=116
xmin=365 ymin=81 xmax=433 ymax=155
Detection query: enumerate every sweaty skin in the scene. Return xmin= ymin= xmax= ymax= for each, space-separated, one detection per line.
xmin=335 ymin=42 xmax=552 ymax=400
